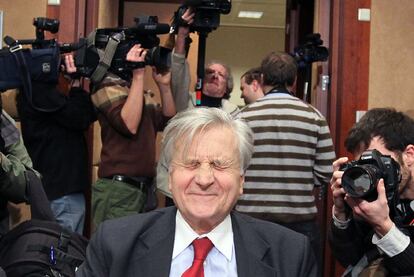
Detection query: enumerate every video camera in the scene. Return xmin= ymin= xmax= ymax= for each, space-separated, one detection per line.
xmin=173 ymin=0 xmax=231 ymax=33
xmin=74 ymin=15 xmax=171 ymax=82
xmin=0 ymin=17 xmax=86 ymax=93
xmin=341 ymin=149 xmax=402 ymax=218
xmin=292 ymin=33 xmax=329 ymax=68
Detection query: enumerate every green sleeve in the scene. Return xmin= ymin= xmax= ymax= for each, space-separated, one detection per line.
xmin=0 ymin=136 xmax=34 ymax=203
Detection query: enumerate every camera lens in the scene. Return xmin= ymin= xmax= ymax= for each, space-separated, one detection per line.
xmin=342 ymin=164 xmax=381 ymax=197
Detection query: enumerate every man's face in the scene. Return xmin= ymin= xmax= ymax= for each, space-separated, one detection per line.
xmin=169 ymin=126 xmax=244 ymax=233
xmin=203 ymin=63 xmax=228 ymax=98
xmin=354 ymin=136 xmax=412 ymax=197
xmin=240 ymin=76 xmax=263 ymax=105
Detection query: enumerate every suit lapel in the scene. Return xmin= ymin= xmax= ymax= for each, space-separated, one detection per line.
xmin=232 ymin=212 xmax=278 ymax=277
xmin=127 ymin=207 xmax=177 ymax=277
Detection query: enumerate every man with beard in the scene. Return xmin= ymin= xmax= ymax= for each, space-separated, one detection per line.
xmin=330 ymin=108 xmax=414 ymax=276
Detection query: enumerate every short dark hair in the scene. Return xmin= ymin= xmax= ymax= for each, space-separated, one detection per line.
xmin=260 ymin=52 xmax=297 ymax=89
xmin=345 ymin=108 xmax=414 ymax=153
xmin=241 ymin=67 xmax=261 ymax=85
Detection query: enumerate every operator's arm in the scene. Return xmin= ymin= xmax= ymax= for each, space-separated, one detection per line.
xmin=171 ymin=8 xmax=194 ymax=112
xmin=120 ymin=45 xmax=147 ymax=134
xmin=152 ymin=67 xmax=175 ymax=118
xmin=53 ymin=54 xmax=97 ymax=131
xmin=91 ymin=45 xmax=146 ymax=137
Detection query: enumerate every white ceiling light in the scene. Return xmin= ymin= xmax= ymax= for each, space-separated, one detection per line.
xmin=238 ymin=11 xmax=263 ymax=19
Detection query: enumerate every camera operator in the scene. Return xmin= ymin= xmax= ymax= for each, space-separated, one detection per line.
xmin=157 ymin=8 xmax=239 ymax=200
xmin=0 ymin=104 xmax=35 ymax=235
xmin=170 ymin=8 xmax=238 ymax=114
xmin=16 ymin=54 xmax=97 ymax=235
xmin=91 ymin=44 xmax=176 ymax=228
xmin=330 ymin=108 xmax=414 ymax=276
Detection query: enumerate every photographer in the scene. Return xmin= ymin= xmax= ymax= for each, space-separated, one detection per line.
xmin=17 ymin=54 xmax=97 ymax=235
xmin=330 ymin=108 xmax=414 ymax=276
xmin=0 ymin=106 xmax=35 ymax=235
xmin=91 ymin=44 xmax=176 ymax=228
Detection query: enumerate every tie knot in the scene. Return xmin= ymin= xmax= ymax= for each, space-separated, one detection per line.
xmin=192 ymin=237 xmax=213 ymax=260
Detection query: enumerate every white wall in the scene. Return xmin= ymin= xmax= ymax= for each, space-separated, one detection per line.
xmin=206 ymin=26 xmax=285 ymax=106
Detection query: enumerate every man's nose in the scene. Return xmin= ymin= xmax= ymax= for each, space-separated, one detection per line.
xmin=194 ymin=163 xmax=214 ymax=187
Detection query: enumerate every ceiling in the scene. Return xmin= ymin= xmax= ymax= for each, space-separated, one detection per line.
xmin=220 ymin=0 xmax=286 ymax=29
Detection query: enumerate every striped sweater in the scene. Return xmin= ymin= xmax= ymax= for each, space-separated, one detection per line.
xmin=235 ymin=93 xmax=335 ymax=223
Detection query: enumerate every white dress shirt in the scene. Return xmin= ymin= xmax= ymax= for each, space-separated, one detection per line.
xmin=169 ymin=211 xmax=238 ymax=277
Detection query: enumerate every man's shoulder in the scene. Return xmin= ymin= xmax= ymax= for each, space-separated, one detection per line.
xmin=98 ymin=207 xmax=176 ymax=237
xmin=239 ymin=95 xmax=327 ymax=121
xmin=232 ymin=211 xmax=307 ymax=241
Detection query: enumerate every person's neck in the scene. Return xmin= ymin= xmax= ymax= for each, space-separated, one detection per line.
xmin=264 ymin=86 xmax=292 ymax=95
xmin=200 ymin=92 xmax=222 ymax=108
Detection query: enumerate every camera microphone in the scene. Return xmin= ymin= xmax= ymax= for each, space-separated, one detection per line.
xmin=59 ymin=41 xmax=85 ymax=53
xmin=183 ymin=0 xmax=203 ymax=6
xmin=130 ymin=23 xmax=170 ymax=35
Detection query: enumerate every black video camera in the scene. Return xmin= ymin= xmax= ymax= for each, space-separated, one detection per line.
xmin=293 ymin=33 xmax=329 ymax=68
xmin=341 ymin=149 xmax=401 ymax=208
xmin=173 ymin=0 xmax=231 ymax=33
xmin=0 ymin=17 xmax=65 ymax=92
xmin=74 ymin=15 xmax=171 ymax=82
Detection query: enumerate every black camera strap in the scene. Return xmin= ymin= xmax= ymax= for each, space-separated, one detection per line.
xmin=91 ymin=31 xmax=124 ymax=84
xmin=11 ymin=46 xmax=62 ymax=113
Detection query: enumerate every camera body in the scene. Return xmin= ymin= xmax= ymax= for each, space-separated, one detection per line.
xmin=174 ymin=0 xmax=231 ymax=33
xmin=341 ymin=149 xmax=401 ymax=206
xmin=293 ymin=33 xmax=329 ymax=68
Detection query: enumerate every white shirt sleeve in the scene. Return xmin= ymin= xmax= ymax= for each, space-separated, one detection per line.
xmin=372 ymin=224 xmax=410 ymax=257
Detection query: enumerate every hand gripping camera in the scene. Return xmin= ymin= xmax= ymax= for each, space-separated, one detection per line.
xmin=341 ymin=149 xmax=401 ymax=208
xmin=173 ymin=0 xmax=231 ymax=33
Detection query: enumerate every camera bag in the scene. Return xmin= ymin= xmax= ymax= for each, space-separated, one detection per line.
xmin=0 ymin=45 xmax=60 ymax=92
xmin=0 ymin=171 xmax=88 ymax=277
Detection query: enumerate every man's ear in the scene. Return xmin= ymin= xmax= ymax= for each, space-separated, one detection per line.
xmin=239 ymin=174 xmax=245 ymax=195
xmin=252 ymin=80 xmax=259 ymax=92
xmin=403 ymin=144 xmax=414 ymax=167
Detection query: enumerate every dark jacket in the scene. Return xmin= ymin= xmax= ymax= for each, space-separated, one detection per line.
xmin=77 ymin=206 xmax=317 ymax=277
xmin=17 ymin=83 xmax=96 ymax=200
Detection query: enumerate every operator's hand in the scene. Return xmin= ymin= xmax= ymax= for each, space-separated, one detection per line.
xmin=126 ymin=44 xmax=147 ymax=76
xmin=152 ymin=66 xmax=171 ymax=88
xmin=178 ymin=8 xmax=195 ymax=36
xmin=330 ymin=157 xmax=349 ymax=221
xmin=346 ymin=179 xmax=394 ymax=236
xmin=63 ymin=54 xmax=77 ymax=74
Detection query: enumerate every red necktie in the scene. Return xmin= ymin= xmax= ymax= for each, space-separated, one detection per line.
xmin=182 ymin=237 xmax=214 ymax=277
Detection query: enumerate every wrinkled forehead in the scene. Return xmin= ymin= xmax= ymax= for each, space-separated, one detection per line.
xmin=207 ymin=63 xmax=227 ymax=75
xmin=172 ymin=126 xmax=238 ymax=159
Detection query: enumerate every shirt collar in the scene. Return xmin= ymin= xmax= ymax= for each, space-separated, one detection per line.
xmin=173 ymin=210 xmax=234 ymax=261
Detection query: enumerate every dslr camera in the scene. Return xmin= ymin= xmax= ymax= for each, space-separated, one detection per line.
xmin=341 ymin=149 xmax=401 ymax=206
xmin=173 ymin=0 xmax=231 ymax=33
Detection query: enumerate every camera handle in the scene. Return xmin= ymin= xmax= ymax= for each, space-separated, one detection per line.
xmin=195 ymin=31 xmax=208 ymax=106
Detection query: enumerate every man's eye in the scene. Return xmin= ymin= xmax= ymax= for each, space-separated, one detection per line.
xmin=184 ymin=161 xmax=200 ymax=169
xmin=211 ymin=161 xmax=228 ymax=170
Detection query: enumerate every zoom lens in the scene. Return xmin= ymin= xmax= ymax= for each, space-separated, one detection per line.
xmin=342 ymin=164 xmax=382 ymax=198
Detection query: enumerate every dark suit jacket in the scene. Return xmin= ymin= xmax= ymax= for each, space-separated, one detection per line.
xmin=77 ymin=207 xmax=317 ymax=277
